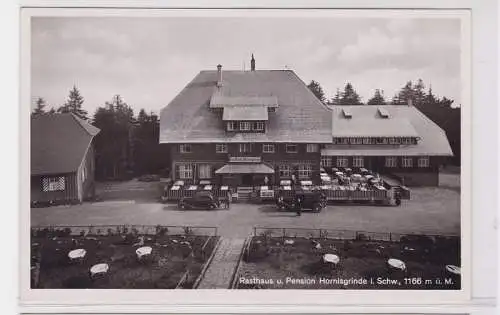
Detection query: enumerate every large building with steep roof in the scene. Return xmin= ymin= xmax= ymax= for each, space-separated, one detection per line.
xmin=159 ymin=57 xmax=332 ymax=187
xmin=160 ymin=56 xmax=453 ymax=187
xmin=31 ymin=113 xmax=100 ymax=204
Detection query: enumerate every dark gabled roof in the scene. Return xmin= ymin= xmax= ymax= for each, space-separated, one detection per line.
xmin=160 ymin=70 xmax=332 ymax=143
xmin=31 ymin=113 xmax=100 ymax=175
xmin=322 ymin=105 xmax=453 ymax=156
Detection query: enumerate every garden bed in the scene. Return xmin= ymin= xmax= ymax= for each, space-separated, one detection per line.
xmin=236 ymin=233 xmax=460 ymax=290
xmin=31 ymin=225 xmax=219 ymax=289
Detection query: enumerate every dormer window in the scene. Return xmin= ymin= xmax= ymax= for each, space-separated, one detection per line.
xmin=227 ymin=121 xmax=237 ymax=131
xmin=180 ymin=144 xmax=192 ymax=153
xmin=254 ymin=121 xmax=264 ymax=131
xmin=240 ymin=121 xmax=251 ymax=131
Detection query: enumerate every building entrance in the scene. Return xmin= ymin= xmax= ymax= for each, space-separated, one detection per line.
xmin=241 ymin=174 xmax=253 ymax=186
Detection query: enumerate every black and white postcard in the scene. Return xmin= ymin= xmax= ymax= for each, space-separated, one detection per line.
xmin=18 ymin=2 xmax=498 ymax=314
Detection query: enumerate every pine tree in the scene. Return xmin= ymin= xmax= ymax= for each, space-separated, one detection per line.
xmin=367 ymin=89 xmax=387 ymax=105
xmin=329 ymin=88 xmax=342 ymax=105
xmin=413 ymin=79 xmax=426 ymax=105
xmin=396 ymin=81 xmax=414 ymax=105
xmin=307 ymin=80 xmax=326 ymax=103
xmin=32 ymin=97 xmax=47 ymax=116
xmin=57 ymin=85 xmax=88 ymax=119
xmin=339 ymin=82 xmax=363 ymax=105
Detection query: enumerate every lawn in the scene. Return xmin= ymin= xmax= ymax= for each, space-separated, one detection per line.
xmin=236 ymin=233 xmax=460 ymax=290
xmin=31 ymin=225 xmax=219 ymax=289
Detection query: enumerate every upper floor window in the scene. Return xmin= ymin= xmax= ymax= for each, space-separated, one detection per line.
xmin=239 ymin=143 xmax=252 ymax=153
xmin=418 ymin=156 xmax=430 ymax=168
xmin=254 ymin=121 xmax=265 ymax=131
xmin=402 ymin=137 xmax=413 ymax=145
xmin=306 ymin=144 xmax=319 ymax=153
xmin=42 ymin=176 xmax=65 ymax=192
xmin=350 ymin=138 xmax=363 ymax=145
xmin=321 ymin=156 xmax=332 ymax=167
xmin=180 ymin=144 xmax=192 ymax=153
xmin=240 ymin=122 xmax=251 ymax=131
xmin=285 ymin=144 xmax=298 ymax=153
xmin=362 ymin=138 xmax=373 ymax=144
xmin=385 ymin=156 xmax=398 ymax=168
xmin=376 ymin=137 xmax=388 ymax=144
xmin=227 ymin=121 xmax=237 ymax=131
xmin=216 ymin=144 xmax=228 ymax=153
xmin=262 ymin=144 xmax=275 ymax=153
xmin=352 ymin=156 xmax=364 ymax=167
xmin=402 ymin=156 xmax=414 ymax=168
xmin=336 ymin=157 xmax=348 ymax=168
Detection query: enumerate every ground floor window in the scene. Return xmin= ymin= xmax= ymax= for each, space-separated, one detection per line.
xmin=42 ymin=176 xmax=65 ymax=192
xmin=402 ymin=157 xmax=414 ymax=168
xmin=418 ymin=156 xmax=430 ymax=168
xmin=198 ymin=164 xmax=212 ymax=179
xmin=262 ymin=144 xmax=275 ymax=153
xmin=239 ymin=143 xmax=252 ymax=153
xmin=385 ymin=156 xmax=398 ymax=168
xmin=320 ymin=156 xmax=332 ymax=167
xmin=306 ymin=144 xmax=319 ymax=152
xmin=279 ymin=165 xmax=291 ymax=178
xmin=352 ymin=156 xmax=364 ymax=167
xmin=336 ymin=157 xmax=348 ymax=167
xmin=215 ymin=144 xmax=227 ymax=153
xmin=298 ymin=165 xmax=312 ymax=179
xmin=178 ymin=164 xmax=193 ymax=179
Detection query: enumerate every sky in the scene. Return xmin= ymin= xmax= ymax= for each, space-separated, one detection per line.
xmin=31 ymin=16 xmax=462 ymax=115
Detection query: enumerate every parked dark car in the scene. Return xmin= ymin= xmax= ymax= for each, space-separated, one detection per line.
xmin=178 ymin=191 xmax=220 ymax=210
xmin=276 ymin=188 xmax=326 ymax=212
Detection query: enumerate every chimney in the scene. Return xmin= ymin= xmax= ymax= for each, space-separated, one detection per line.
xmin=216 ymin=64 xmax=223 ymax=87
xmin=251 ymin=54 xmax=255 ymax=71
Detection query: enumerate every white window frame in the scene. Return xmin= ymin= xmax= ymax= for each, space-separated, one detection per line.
xmin=215 ymin=144 xmax=228 ymax=153
xmin=239 ymin=143 xmax=252 ymax=153
xmin=254 ymin=121 xmax=264 ymax=131
xmin=402 ymin=156 xmax=414 ymax=168
xmin=279 ymin=165 xmax=291 ymax=178
xmin=298 ymin=165 xmax=312 ymax=179
xmin=418 ymin=156 xmax=430 ymax=168
xmin=385 ymin=156 xmax=398 ymax=168
xmin=306 ymin=144 xmax=319 ymax=153
xmin=198 ymin=164 xmax=212 ymax=179
xmin=227 ymin=121 xmax=237 ymax=131
xmin=178 ymin=164 xmax=193 ymax=179
xmin=336 ymin=157 xmax=348 ymax=167
xmin=240 ymin=121 xmax=251 ymax=131
xmin=321 ymin=156 xmax=332 ymax=167
xmin=352 ymin=156 xmax=364 ymax=167
xmin=179 ymin=144 xmax=192 ymax=153
xmin=262 ymin=144 xmax=275 ymax=153
xmin=402 ymin=137 xmax=413 ymax=145
xmin=286 ymin=144 xmax=298 ymax=153
xmin=42 ymin=176 xmax=66 ymax=192
xmin=362 ymin=138 xmax=372 ymax=144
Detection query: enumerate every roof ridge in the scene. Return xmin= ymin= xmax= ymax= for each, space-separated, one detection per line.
xmin=70 ymin=113 xmax=100 ymax=137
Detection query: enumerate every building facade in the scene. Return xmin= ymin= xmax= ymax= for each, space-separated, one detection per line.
xmin=159 ymin=57 xmax=332 ymax=187
xmin=160 ymin=57 xmax=453 ymax=188
xmin=31 ymin=113 xmax=100 ymax=204
xmin=321 ymin=105 xmax=453 ymax=186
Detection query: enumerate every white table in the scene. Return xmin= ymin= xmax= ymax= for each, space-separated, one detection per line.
xmin=136 ymin=246 xmax=153 ymax=259
xmin=387 ymin=258 xmax=406 ymax=271
xmin=68 ymin=248 xmax=86 ymax=260
xmin=445 ymin=264 xmax=461 ymax=275
xmin=323 ymin=253 xmax=340 ymax=265
xmin=90 ymin=263 xmax=109 ymax=277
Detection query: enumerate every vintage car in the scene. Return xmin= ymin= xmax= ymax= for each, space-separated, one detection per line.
xmin=178 ymin=191 xmax=222 ymax=210
xmin=276 ymin=188 xmax=327 ymax=212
